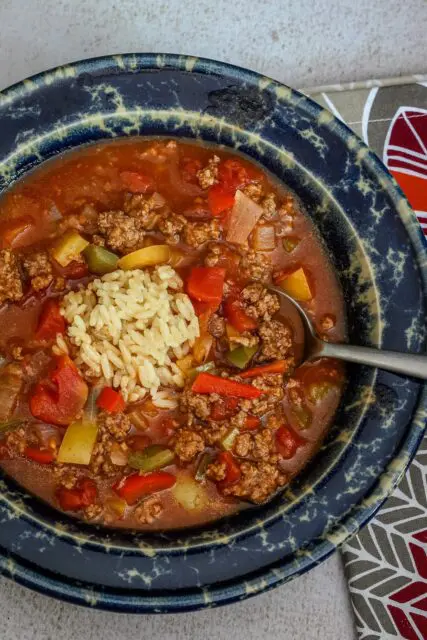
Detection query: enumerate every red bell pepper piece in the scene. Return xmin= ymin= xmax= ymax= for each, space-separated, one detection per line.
xmin=276 ymin=425 xmax=305 ymax=460
xmin=210 ymin=397 xmax=240 ymax=421
xmin=186 ymin=267 xmax=226 ymax=305
xmin=96 ymin=387 xmax=125 ymax=413
xmin=223 ymin=297 xmax=257 ymax=333
xmin=35 ymin=298 xmax=66 ymax=341
xmin=114 ymin=471 xmax=176 ymax=505
xmin=191 ymin=300 xmax=218 ymax=317
xmin=217 ymin=451 xmax=241 ymax=486
xmin=192 ymin=372 xmax=261 ymax=399
xmin=56 ymin=477 xmax=97 ymax=512
xmin=207 ymin=184 xmax=235 ymax=216
xmin=24 ymin=447 xmax=55 ymax=464
xmin=242 ymin=415 xmax=261 ymax=430
xmin=240 ymin=360 xmax=288 ymax=379
xmin=29 ymin=355 xmax=88 ymax=426
xmin=120 ymin=171 xmax=155 ymax=194
xmin=218 ymin=159 xmax=255 ymax=191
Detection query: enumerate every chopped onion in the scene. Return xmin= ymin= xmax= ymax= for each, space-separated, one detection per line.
xmin=226 ymin=191 xmax=264 ymax=245
xmin=252 ymin=224 xmax=276 ymax=251
xmin=34 ymin=423 xmax=61 ymax=447
xmin=84 ymin=385 xmax=102 ymax=423
xmin=110 ymin=443 xmax=128 ymax=466
xmin=48 ymin=204 xmax=63 ymax=222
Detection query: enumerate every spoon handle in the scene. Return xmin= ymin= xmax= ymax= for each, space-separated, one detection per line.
xmin=320 ymin=342 xmax=427 ymax=379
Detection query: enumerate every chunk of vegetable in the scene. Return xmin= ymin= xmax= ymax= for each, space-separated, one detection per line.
xmin=187 ymin=360 xmax=216 ymax=381
xmin=57 ymin=477 xmax=97 ymax=512
xmin=207 ymin=184 xmax=235 ymax=216
xmin=226 ymin=345 xmax=258 ymax=369
xmin=114 ymin=471 xmax=176 ymax=505
xmin=51 ymin=230 xmax=89 ymax=267
xmin=29 ymin=355 xmax=88 ymax=426
xmin=308 ymin=381 xmax=336 ymax=404
xmin=291 ymin=405 xmax=312 ymax=429
xmin=192 ymin=372 xmax=261 ymax=399
xmin=96 ymin=387 xmax=125 ymax=413
xmin=2 ymin=216 xmax=34 ymax=248
xmin=61 ymin=260 xmax=89 ymax=279
xmin=195 ymin=452 xmax=214 ymax=482
xmin=35 ymin=298 xmax=65 ymax=341
xmin=120 ymin=171 xmax=155 ymax=194
xmin=223 ymin=297 xmax=258 ymax=333
xmin=192 ymin=332 xmax=214 ymax=365
xmin=84 ymin=386 xmax=101 ymax=423
xmin=117 ymin=244 xmax=170 ymax=270
xmin=220 ymin=427 xmax=240 ymax=451
xmin=217 ymin=451 xmax=240 ymax=486
xmin=186 ymin=267 xmax=226 ymax=305
xmin=172 ymin=475 xmax=208 ymax=511
xmin=240 ymin=359 xmax=288 ymax=379
xmin=252 ymin=224 xmax=276 ymax=251
xmin=57 ymin=420 xmax=98 ymax=465
xmin=176 ymin=355 xmax=194 ymax=375
xmin=24 ymin=447 xmax=55 ymax=464
xmin=210 ymin=396 xmax=239 ymax=421
xmin=276 ymin=267 xmax=312 ymax=302
xmin=83 ymin=245 xmax=119 ymax=274
xmin=243 ymin=415 xmax=261 ymax=430
xmin=276 ymin=425 xmax=305 ymax=459
xmin=128 ymin=445 xmax=175 ymax=472
xmin=104 ymin=496 xmax=127 ymax=519
xmin=282 ymin=236 xmax=300 ymax=253
xmin=127 ymin=410 xmax=149 ymax=431
xmin=226 ymin=191 xmax=264 ymax=245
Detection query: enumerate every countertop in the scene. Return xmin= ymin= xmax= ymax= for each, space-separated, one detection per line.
xmin=1 ymin=0 xmax=426 ymax=638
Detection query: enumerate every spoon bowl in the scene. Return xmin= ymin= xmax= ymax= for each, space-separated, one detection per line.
xmin=269 ymin=285 xmax=427 ymax=379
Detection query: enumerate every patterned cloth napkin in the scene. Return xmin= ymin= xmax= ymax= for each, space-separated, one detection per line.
xmin=307 ymin=77 xmax=427 ymax=640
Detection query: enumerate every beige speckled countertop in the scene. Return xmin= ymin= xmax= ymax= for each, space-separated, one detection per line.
xmin=1 ymin=0 xmax=426 ymax=637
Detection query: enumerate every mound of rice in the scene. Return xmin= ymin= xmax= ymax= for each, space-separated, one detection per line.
xmin=59 ymin=265 xmax=200 ymax=407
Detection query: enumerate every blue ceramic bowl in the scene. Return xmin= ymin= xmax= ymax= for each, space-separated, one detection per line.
xmin=0 ymin=54 xmax=425 ymax=613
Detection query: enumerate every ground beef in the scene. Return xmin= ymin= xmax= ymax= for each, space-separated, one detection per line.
xmin=0 ymin=249 xmax=24 ymax=305
xmin=97 ymin=210 xmax=145 ymax=253
xmin=183 ymin=219 xmax=221 ymax=248
xmin=157 ymin=213 xmax=187 ymax=244
xmin=239 ymin=249 xmax=272 ymax=284
xmin=261 ymin=193 xmax=277 ymax=220
xmin=197 ymin=421 xmax=228 ymax=446
xmin=90 ymin=412 xmax=131 ymax=476
xmin=97 ymin=411 xmax=131 ymax=441
xmin=196 ymin=155 xmax=220 ymax=189
xmin=84 ymin=504 xmax=103 ymax=521
xmin=53 ymin=465 xmax=81 ymax=489
xmin=206 ymin=460 xmax=227 ymax=482
xmin=5 ymin=426 xmax=29 ymax=455
xmin=135 ymin=498 xmax=163 ymax=524
xmin=174 ymin=428 xmax=205 ymax=462
xmin=123 ymin=193 xmax=165 ymax=229
xmin=22 ymin=250 xmax=53 ymax=291
xmin=208 ymin=313 xmax=225 ymax=338
xmin=275 ymin=195 xmax=297 ymax=237
xmin=180 ymin=388 xmax=216 ymax=420
xmin=222 ymin=461 xmax=287 ymax=503
xmin=57 ymin=204 xmax=99 ymax=235
xmin=241 ymin=283 xmax=279 ymax=321
xmin=234 ymin=428 xmax=279 ymax=463
xmin=244 ymin=374 xmax=286 ymax=416
xmin=257 ymin=319 xmax=293 ymax=362
xmin=242 ymin=182 xmax=263 ymax=203
xmin=228 ymin=332 xmax=259 ymax=348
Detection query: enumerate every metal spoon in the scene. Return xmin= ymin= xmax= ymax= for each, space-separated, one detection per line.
xmin=268 ymin=285 xmax=427 ymax=379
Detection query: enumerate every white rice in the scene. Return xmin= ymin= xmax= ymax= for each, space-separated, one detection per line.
xmin=59 ymin=265 xmax=200 ymax=406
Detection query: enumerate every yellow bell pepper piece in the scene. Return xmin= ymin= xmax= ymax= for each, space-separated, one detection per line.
xmin=57 ymin=420 xmax=98 ymax=465
xmin=277 ymin=267 xmax=312 ymax=302
xmin=117 ymin=245 xmax=170 ymax=270
xmin=176 ymin=354 xmax=194 ymax=375
xmin=51 ymin=230 xmax=89 ymax=267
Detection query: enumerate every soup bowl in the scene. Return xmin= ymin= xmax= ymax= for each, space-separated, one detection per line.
xmin=0 ymin=54 xmax=425 ymax=612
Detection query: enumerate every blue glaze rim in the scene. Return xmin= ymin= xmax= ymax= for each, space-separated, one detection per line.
xmin=0 ymin=53 xmax=425 ymax=612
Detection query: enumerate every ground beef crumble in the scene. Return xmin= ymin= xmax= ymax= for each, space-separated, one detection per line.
xmin=90 ymin=411 xmax=131 ymax=476
xmin=0 ymin=249 xmax=24 ymax=305
xmin=239 ymin=249 xmax=272 ymax=283
xmin=222 ymin=461 xmax=287 ymax=504
xmin=196 ymin=155 xmax=220 ymax=189
xmin=182 ymin=219 xmax=221 ymax=248
xmin=22 ymin=250 xmax=53 ymax=291
xmin=208 ymin=313 xmax=225 ymax=338
xmin=97 ymin=210 xmax=145 ymax=254
xmin=135 ymin=498 xmax=163 ymax=524
xmin=257 ymin=320 xmax=293 ymax=362
xmin=241 ymin=283 xmax=280 ymax=321
xmin=174 ymin=428 xmax=205 ymax=463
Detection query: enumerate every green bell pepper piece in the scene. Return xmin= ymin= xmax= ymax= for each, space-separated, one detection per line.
xmin=83 ymin=244 xmax=119 ymax=275
xmin=226 ymin=345 xmax=258 ymax=369
xmin=128 ymin=445 xmax=175 ymax=472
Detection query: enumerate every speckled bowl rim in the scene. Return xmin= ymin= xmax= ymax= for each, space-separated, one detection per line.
xmin=0 ymin=53 xmax=425 ymax=612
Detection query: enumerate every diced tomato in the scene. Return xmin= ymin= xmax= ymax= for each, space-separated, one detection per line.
xmin=186 ymin=266 xmax=226 ymax=305
xmin=242 ymin=415 xmax=261 ymax=430
xmin=24 ymin=447 xmax=55 ymax=464
xmin=181 ymin=159 xmax=202 ymax=183
xmin=29 ymin=355 xmax=88 ymax=426
xmin=191 ymin=300 xmax=218 ymax=317
xmin=56 ymin=477 xmax=97 ymax=512
xmin=276 ymin=425 xmax=305 ymax=460
xmin=192 ymin=372 xmax=261 ymax=399
xmin=120 ymin=171 xmax=155 ymax=194
xmin=217 ymin=451 xmax=241 ymax=487
xmin=61 ymin=260 xmax=89 ymax=280
xmin=96 ymin=387 xmax=125 ymax=413
xmin=127 ymin=434 xmax=152 ymax=451
xmin=218 ymin=159 xmax=255 ymax=191
xmin=207 ymin=184 xmax=235 ymax=216
xmin=240 ymin=360 xmax=288 ymax=379
xmin=223 ymin=297 xmax=257 ymax=333
xmin=35 ymin=298 xmax=66 ymax=341
xmin=1 ymin=216 xmax=35 ymax=249
xmin=114 ymin=471 xmax=176 ymax=505
xmin=210 ymin=397 xmax=240 ymax=421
